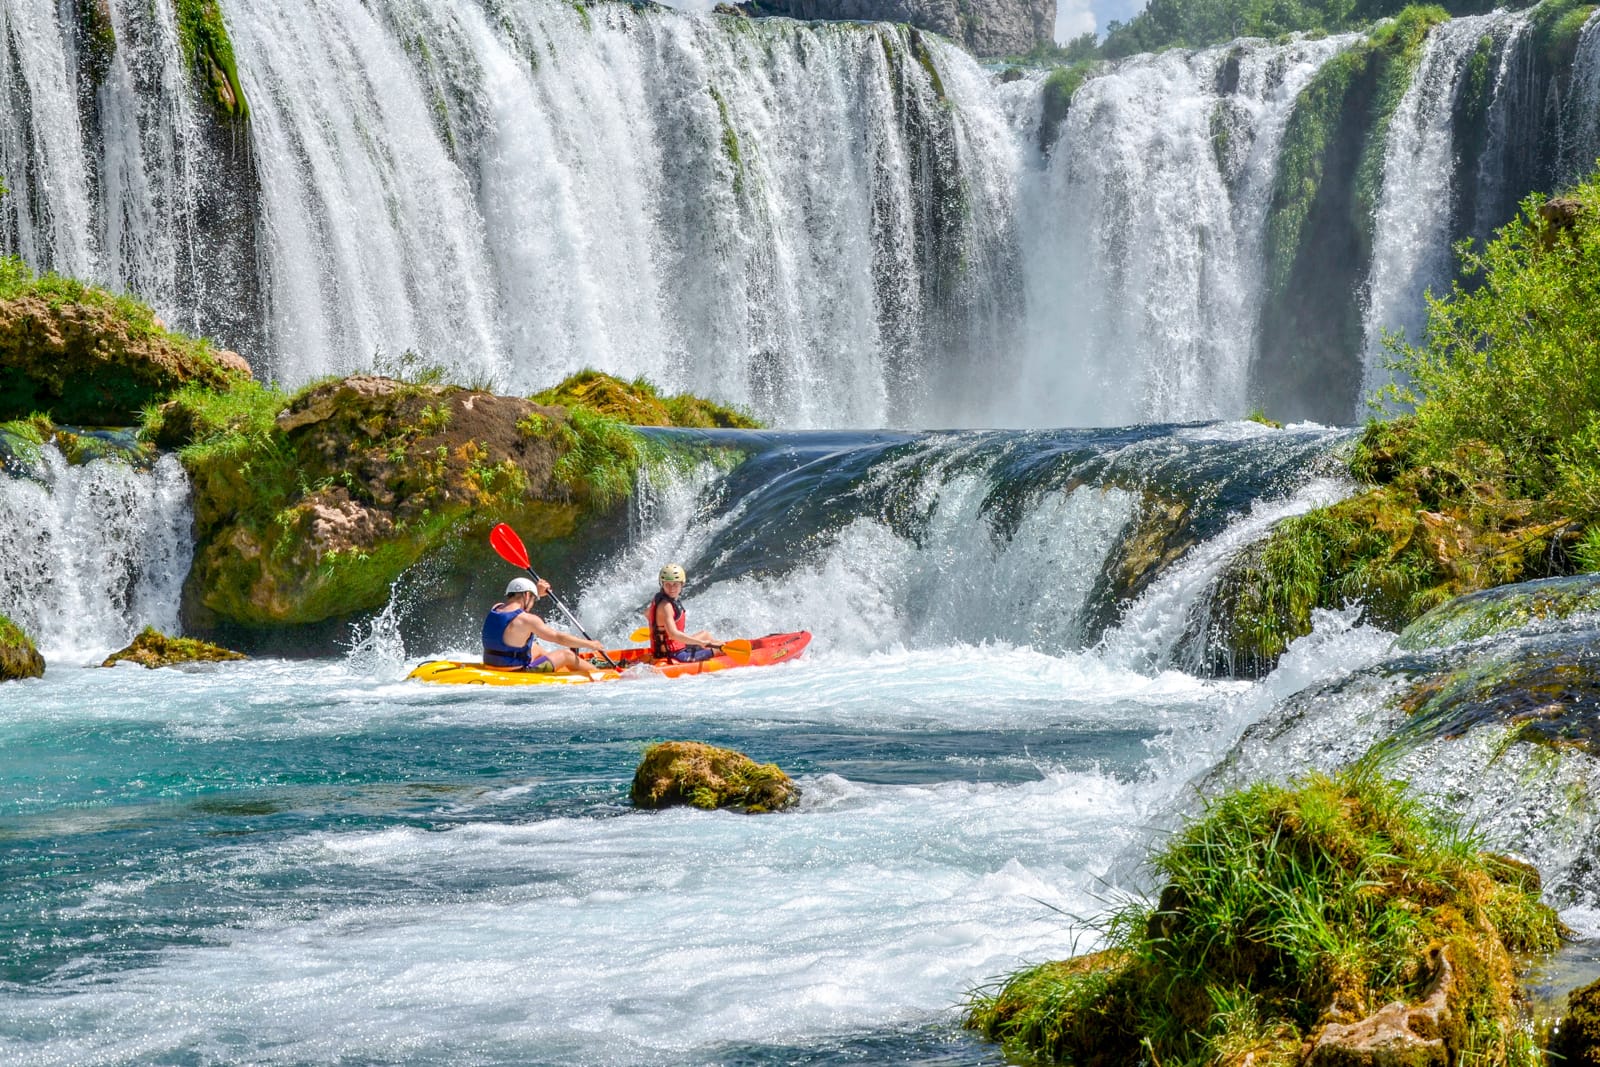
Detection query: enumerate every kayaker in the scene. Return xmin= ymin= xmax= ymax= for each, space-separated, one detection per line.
xmin=648 ymin=564 xmax=720 ymax=663
xmin=484 ymin=577 xmax=606 ymax=678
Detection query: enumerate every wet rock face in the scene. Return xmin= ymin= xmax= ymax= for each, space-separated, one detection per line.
xmin=1399 ymin=574 xmax=1600 ymax=651
xmin=735 ymin=0 xmax=1055 ymax=57
xmin=630 ymin=741 xmax=800 ymax=813
xmin=0 ymin=614 xmax=45 ymax=681
xmin=100 ymin=627 xmax=246 ymax=669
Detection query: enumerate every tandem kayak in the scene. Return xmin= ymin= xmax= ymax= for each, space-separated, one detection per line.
xmin=406 ymin=631 xmax=812 ymax=686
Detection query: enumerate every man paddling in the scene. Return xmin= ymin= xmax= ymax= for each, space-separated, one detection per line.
xmin=647 ymin=564 xmax=721 ymax=663
xmin=484 ymin=577 xmax=607 ymax=678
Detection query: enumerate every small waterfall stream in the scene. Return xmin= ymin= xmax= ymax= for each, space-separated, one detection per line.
xmin=0 ymin=448 xmax=193 ymax=660
xmin=1358 ymin=12 xmax=1528 ymax=406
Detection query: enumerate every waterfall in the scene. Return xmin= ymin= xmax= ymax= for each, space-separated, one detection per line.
xmin=231 ymin=0 xmax=1023 ymax=427
xmin=1358 ymin=13 xmax=1526 ymax=409
xmin=0 ymin=449 xmax=193 ymax=660
xmin=1562 ymin=10 xmax=1600 ymax=185
xmin=1008 ymin=35 xmax=1353 ymax=427
xmin=5 ymin=1 xmax=1600 ymax=428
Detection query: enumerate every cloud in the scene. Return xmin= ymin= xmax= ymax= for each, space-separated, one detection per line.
xmin=1055 ymin=0 xmax=1097 ymax=41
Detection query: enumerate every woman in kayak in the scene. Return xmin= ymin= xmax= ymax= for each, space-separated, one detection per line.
xmin=648 ymin=564 xmax=721 ymax=663
xmin=484 ymin=577 xmax=607 ymax=678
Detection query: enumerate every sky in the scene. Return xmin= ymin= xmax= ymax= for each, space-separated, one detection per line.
xmin=654 ymin=0 xmax=1149 ymax=44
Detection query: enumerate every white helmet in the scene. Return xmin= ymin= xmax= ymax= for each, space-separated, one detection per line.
xmin=659 ymin=563 xmax=687 ymax=583
xmin=505 ymin=576 xmax=539 ymax=596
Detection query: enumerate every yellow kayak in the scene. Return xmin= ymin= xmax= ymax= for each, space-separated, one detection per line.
xmin=407 ymin=632 xmax=812 ymax=687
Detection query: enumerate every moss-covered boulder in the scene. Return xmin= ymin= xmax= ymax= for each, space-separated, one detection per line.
xmin=532 ymin=369 xmax=761 ymax=429
xmin=0 ymin=256 xmax=251 ymax=425
xmin=1210 ymin=423 xmax=1578 ymax=676
xmin=630 ymin=741 xmax=800 ymax=813
xmin=966 ymin=770 xmax=1560 ymax=1066
xmin=1551 ymin=976 xmax=1600 ymax=1066
xmin=100 ymin=626 xmax=246 ymax=668
xmin=151 ymin=368 xmax=753 ymax=634
xmin=0 ymin=614 xmax=44 ymax=680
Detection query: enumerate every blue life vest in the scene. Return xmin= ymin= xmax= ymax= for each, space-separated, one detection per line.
xmin=482 ymin=604 xmax=536 ymax=668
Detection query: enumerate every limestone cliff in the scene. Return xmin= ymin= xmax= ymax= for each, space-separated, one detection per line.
xmin=734 ymin=0 xmax=1055 ymax=57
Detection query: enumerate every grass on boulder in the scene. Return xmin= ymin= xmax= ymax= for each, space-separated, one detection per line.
xmin=965 ymin=768 xmax=1560 ymax=1066
xmin=0 ymin=613 xmax=45 ymax=680
xmin=101 ymin=626 xmax=247 ymax=668
xmin=630 ymin=741 xmax=800 ymax=813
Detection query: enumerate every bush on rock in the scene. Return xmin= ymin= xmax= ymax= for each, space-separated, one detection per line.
xmin=631 ymin=741 xmax=799 ymax=813
xmin=0 ymin=613 xmax=44 ymax=680
xmin=101 ymin=627 xmax=246 ymax=668
xmin=965 ymin=769 xmax=1559 ymax=1066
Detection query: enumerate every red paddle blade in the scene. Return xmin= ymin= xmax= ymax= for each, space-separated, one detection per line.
xmin=488 ymin=523 xmax=530 ymax=570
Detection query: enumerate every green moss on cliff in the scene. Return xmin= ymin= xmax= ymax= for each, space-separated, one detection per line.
xmin=1038 ymin=62 xmax=1097 ymax=155
xmin=174 ymin=0 xmax=249 ymax=120
xmin=966 ymin=769 xmax=1558 ymax=1066
xmin=531 ymin=369 xmax=761 ymax=430
xmin=0 ymin=256 xmax=249 ymax=424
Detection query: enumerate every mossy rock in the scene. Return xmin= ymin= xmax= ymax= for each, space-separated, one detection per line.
xmin=100 ymin=626 xmax=246 ymax=668
xmin=1399 ymin=574 xmax=1600 ymax=650
xmin=966 ymin=770 xmax=1560 ymax=1066
xmin=630 ymin=741 xmax=800 ymax=813
xmin=1551 ymin=975 xmax=1600 ymax=1066
xmin=0 ymin=256 xmax=251 ymax=424
xmin=0 ymin=613 xmax=44 ymax=680
xmin=1211 ymin=420 xmax=1577 ymax=676
xmin=532 ymin=369 xmax=761 ymax=429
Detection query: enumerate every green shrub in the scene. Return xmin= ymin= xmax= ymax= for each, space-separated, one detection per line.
xmin=967 ymin=769 xmax=1559 ymax=1066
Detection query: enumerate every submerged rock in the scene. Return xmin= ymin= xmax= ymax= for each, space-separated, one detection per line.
xmin=0 ymin=613 xmax=44 ymax=680
xmin=630 ymin=741 xmax=799 ymax=813
xmin=101 ymin=627 xmax=246 ymax=669
xmin=1552 ymin=976 xmax=1600 ymax=1065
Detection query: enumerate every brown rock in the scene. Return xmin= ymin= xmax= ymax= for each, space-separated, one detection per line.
xmin=1305 ymin=944 xmax=1456 ymax=1067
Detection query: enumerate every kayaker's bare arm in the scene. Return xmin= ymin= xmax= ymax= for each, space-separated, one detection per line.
xmin=655 ymin=600 xmax=716 ymax=648
xmin=526 ymin=613 xmax=603 ymax=652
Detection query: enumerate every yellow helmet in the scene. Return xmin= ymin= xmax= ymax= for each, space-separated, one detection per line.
xmin=659 ymin=563 xmax=686 ymax=583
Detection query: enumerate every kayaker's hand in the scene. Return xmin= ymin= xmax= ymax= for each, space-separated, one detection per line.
xmin=584 ymin=638 xmax=605 ymax=652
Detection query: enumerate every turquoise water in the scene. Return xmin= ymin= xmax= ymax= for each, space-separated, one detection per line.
xmin=0 ymin=646 xmax=1248 ymax=1065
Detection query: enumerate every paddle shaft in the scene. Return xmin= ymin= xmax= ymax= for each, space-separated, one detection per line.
xmin=524 ymin=564 xmax=625 ymax=672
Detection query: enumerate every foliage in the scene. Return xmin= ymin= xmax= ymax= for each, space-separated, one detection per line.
xmin=531 ymin=368 xmax=761 ymax=429
xmin=966 ymin=769 xmax=1559 ymax=1066
xmin=1225 ymin=171 xmax=1600 ymax=669
xmin=1101 ymin=0 xmax=1488 ymax=58
xmin=174 ymin=0 xmax=248 ymax=119
xmin=1383 ymin=176 xmax=1600 ymax=515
